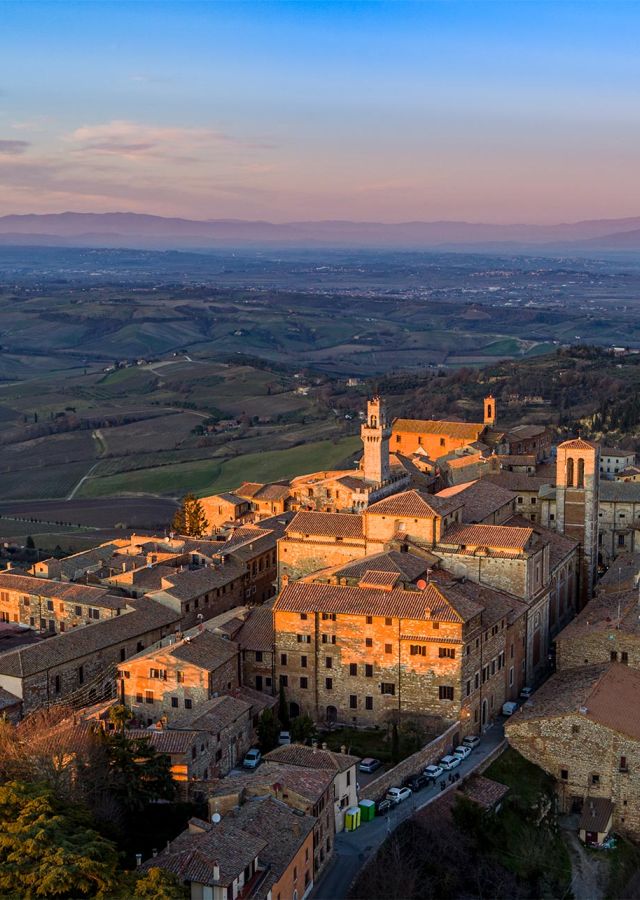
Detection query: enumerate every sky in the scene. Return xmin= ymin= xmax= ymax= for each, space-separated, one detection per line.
xmin=0 ymin=0 xmax=639 ymax=223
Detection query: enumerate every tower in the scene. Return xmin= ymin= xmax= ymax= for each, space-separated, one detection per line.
xmin=484 ymin=395 xmax=497 ymax=427
xmin=555 ymin=438 xmax=599 ymax=604
xmin=361 ymin=396 xmax=391 ymax=485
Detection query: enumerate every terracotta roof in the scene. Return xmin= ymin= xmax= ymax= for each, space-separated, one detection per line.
xmin=169 ymin=694 xmax=251 ymax=734
xmin=237 ymin=481 xmax=290 ymax=501
xmin=506 ymin=515 xmax=577 ymax=569
xmin=210 ymin=761 xmax=334 ymax=805
xmin=265 ymin=743 xmax=360 ymax=772
xmin=151 ymin=561 xmax=246 ymax=602
xmin=556 ymin=589 xmax=640 ymax=641
xmin=201 ymin=492 xmax=245 ymax=505
xmin=510 ymin=663 xmax=640 ymax=741
xmin=579 ymin=797 xmax=614 ymax=834
xmin=437 ymin=479 xmax=516 ymax=523
xmin=0 ymin=573 xmax=125 ymax=609
xmin=460 ymin=775 xmax=509 ymax=810
xmin=599 ymin=447 xmax=633 ymax=457
xmin=275 ymin=580 xmax=481 ymax=623
xmin=0 ymin=597 xmax=180 ymax=678
xmin=393 ymin=418 xmax=485 ymax=440
xmin=169 ymin=630 xmax=238 ymax=669
xmin=234 ymin=605 xmax=274 ymax=652
xmin=128 ymin=728 xmax=201 ymax=755
xmin=482 ymin=471 xmax=552 ymax=492
xmin=599 ymin=481 xmax=640 ymax=502
xmin=440 ymin=522 xmax=534 ymax=550
xmin=558 ymin=437 xmax=598 ymax=451
xmin=141 ymin=817 xmax=266 ymax=887
xmin=446 ymin=453 xmax=485 ymax=470
xmin=286 ymin=511 xmax=364 ymax=539
xmin=366 ymin=489 xmax=462 ymax=518
xmin=358 ymin=570 xmax=400 ymax=590
xmin=331 ymin=551 xmax=432 ymax=584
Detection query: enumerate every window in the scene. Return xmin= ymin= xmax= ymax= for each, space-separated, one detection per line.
xmin=432 ymin=622 xmax=439 ymax=630
xmin=176 ymin=670 xmax=184 ymax=683
xmin=439 ymin=685 xmax=454 ymax=701
xmin=380 ymin=683 xmax=395 ymax=695
xmin=566 ymin=457 xmax=574 ymax=487
xmin=384 ymin=643 xmax=392 ymax=654
xmin=517 ymin=496 xmax=523 ymax=505
xmin=184 ymin=698 xmax=192 ymax=709
xmin=385 ymin=617 xmax=392 ymax=626
xmin=620 ymin=756 xmax=628 ymax=772
xmin=301 ymin=655 xmax=308 ymax=668
xmin=325 ymin=677 xmax=333 ymax=690
xmin=297 ymin=634 xmax=311 ymax=643
xmin=136 ymin=693 xmax=143 ymax=703
xmin=440 ymin=437 xmax=445 ymax=447
xmin=120 ymin=648 xmax=126 ymax=662
xmin=365 ymin=638 xmax=373 ymax=648
xmin=591 ymin=773 xmax=600 ymax=785
xmin=410 ymin=644 xmax=426 ymax=656
xmin=349 ymin=663 xmax=358 ymax=676
xmin=300 ymin=612 xmax=308 ymax=620
xmin=280 ymin=653 xmax=288 ymax=665
xmin=366 ymin=616 xmax=373 ymax=625
xmin=349 ymin=695 xmax=357 ymax=709
xmin=618 ymin=534 xmax=625 ymax=547
xmin=622 ymin=651 xmax=629 ymax=664
xmin=322 ymin=634 xmax=336 ymax=644
xmin=46 ymin=599 xmax=53 ymax=611
xmin=561 ymin=769 xmax=568 ymax=780
xmin=54 ymin=675 xmax=61 ymax=694
xmin=466 ymin=679 xmax=471 ymax=697
xmin=145 ymin=690 xmax=154 ymax=704
xmin=577 ymin=458 xmax=584 ymax=488
xmin=325 ymin=656 xmax=333 ymax=669
xmin=300 ymin=676 xmax=308 ymax=689
xmin=365 ymin=696 xmax=373 ymax=710
xmin=611 ymin=650 xmax=618 ymax=662
xmin=74 ymin=605 xmax=81 ymax=616
xmin=571 ymin=724 xmax=580 ymax=734
xmin=438 ymin=647 xmax=455 ymax=659
xmin=78 ymin=665 xmax=84 ymax=685
xmin=322 ymin=613 xmax=337 ymax=621
xmin=255 ymin=651 xmax=263 ymax=662
xmin=150 ymin=668 xmax=166 ymax=680
xmin=171 ymin=697 xmax=179 ymax=708
xmin=279 ymin=675 xmax=288 ymax=687
xmin=365 ymin=664 xmax=373 ymax=677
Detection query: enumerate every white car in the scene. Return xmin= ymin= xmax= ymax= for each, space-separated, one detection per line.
xmin=386 ymin=786 xmax=412 ymax=804
xmin=462 ymin=735 xmax=481 ymax=750
xmin=453 ymin=745 xmax=472 ymax=761
xmin=440 ymin=755 xmax=461 ymax=771
xmin=520 ymin=686 xmax=533 ymax=701
xmin=423 ymin=764 xmax=444 ymax=782
xmin=278 ymin=731 xmax=291 ymax=745
xmin=243 ymin=748 xmax=262 ymax=769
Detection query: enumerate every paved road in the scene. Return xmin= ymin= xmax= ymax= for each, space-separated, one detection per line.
xmin=313 ymin=723 xmax=506 ymax=900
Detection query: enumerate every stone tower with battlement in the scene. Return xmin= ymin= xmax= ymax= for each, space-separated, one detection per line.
xmin=361 ymin=396 xmax=391 ymax=485
xmin=484 ymin=395 xmax=497 ymax=426
xmin=555 ymin=437 xmax=599 ymax=604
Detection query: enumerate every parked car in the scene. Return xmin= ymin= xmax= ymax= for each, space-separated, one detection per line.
xmin=502 ymin=700 xmax=518 ymax=716
xmin=439 ymin=755 xmax=461 ymax=771
xmin=243 ymin=748 xmax=262 ymax=769
xmin=423 ymin=764 xmax=444 ymax=782
xmin=453 ymin=744 xmax=472 ymax=761
xmin=386 ymin=786 xmax=412 ymax=804
xmin=376 ymin=797 xmax=393 ymax=815
xmin=278 ymin=731 xmax=291 ymax=745
xmin=462 ymin=735 xmax=481 ymax=750
xmin=359 ymin=757 xmax=382 ymax=774
xmin=520 ymin=686 xmax=533 ymax=701
xmin=403 ymin=773 xmax=428 ymax=792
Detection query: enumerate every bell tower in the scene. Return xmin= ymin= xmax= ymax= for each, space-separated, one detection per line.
xmin=361 ymin=396 xmax=391 ymax=485
xmin=484 ymin=395 xmax=497 ymax=426
xmin=555 ymin=438 xmax=599 ymax=604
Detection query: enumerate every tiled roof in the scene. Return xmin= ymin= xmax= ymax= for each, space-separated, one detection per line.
xmin=555 ymin=588 xmax=640 ymax=641
xmin=275 ymin=580 xmax=481 ymax=623
xmin=460 ymin=775 xmax=509 ymax=810
xmin=366 ymin=489 xmax=462 ymax=518
xmin=599 ymin=481 xmax=640 ymax=502
xmin=557 ymin=437 xmax=598 ymax=451
xmin=393 ymin=418 xmax=485 ymax=440
xmin=510 ymin=663 xmax=640 ymax=741
xmin=0 ymin=573 xmax=125 ymax=609
xmin=440 ymin=522 xmax=533 ymax=550
xmin=506 ymin=515 xmax=577 ymax=569
xmin=506 ymin=425 xmax=548 ymax=440
xmin=234 ymin=605 xmax=274 ymax=652
xmin=446 ymin=452 xmax=485 ymax=470
xmin=202 ymin=492 xmax=245 ymax=505
xmin=437 ymin=479 xmax=516 ymax=523
xmin=168 ymin=630 xmax=238 ymax=669
xmin=482 ymin=471 xmax=552 ymax=492
xmin=169 ymin=694 xmax=251 ymax=734
xmin=210 ymin=761 xmax=333 ymax=804
xmin=128 ymin=728 xmax=201 ymax=755
xmin=236 ymin=481 xmax=290 ymax=501
xmin=286 ymin=511 xmax=364 ymax=539
xmin=429 ymin=571 xmax=526 ymax=626
xmin=265 ymin=743 xmax=360 ymax=772
xmin=151 ymin=561 xmax=246 ymax=602
xmin=579 ymin=797 xmax=615 ymax=834
xmin=0 ymin=597 xmax=180 ymax=678
xmin=141 ymin=817 xmax=267 ymax=886
xmin=331 ymin=551 xmax=432 ymax=584
xmin=358 ymin=570 xmax=400 ymax=589
xmin=599 ymin=447 xmax=633 ymax=457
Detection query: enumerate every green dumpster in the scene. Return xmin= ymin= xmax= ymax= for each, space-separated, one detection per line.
xmin=359 ymin=799 xmax=376 ymax=822
xmin=345 ymin=806 xmax=361 ymax=831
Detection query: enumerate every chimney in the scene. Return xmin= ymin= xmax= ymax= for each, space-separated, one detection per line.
xmin=312 ymin=740 xmax=318 ymax=753
xmin=152 ymin=848 xmax=158 ymax=858
xmin=340 ymin=744 xmax=347 ymax=755
xmin=322 ymin=742 xmax=327 ymax=751
xmin=213 ymin=861 xmax=220 ymax=882
xmin=135 ymin=854 xmax=142 ymax=868
xmin=281 ymin=573 xmax=290 ymax=588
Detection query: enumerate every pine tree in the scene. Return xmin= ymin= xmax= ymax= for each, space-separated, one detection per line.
xmin=171 ymin=493 xmax=209 ymax=537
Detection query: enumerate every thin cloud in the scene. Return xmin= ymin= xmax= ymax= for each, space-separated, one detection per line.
xmin=67 ymin=120 xmax=243 ymax=161
xmin=0 ymin=140 xmax=30 ymax=156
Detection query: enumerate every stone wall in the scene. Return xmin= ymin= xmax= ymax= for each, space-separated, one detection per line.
xmin=360 ymin=721 xmax=460 ymax=801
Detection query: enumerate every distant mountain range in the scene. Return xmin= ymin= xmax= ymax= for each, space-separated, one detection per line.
xmin=0 ymin=211 xmax=639 ymax=251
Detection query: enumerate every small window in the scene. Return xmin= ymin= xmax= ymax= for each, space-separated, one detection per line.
xmin=145 ymin=690 xmax=154 ymax=704
xmin=380 ymin=682 xmax=395 ymax=696
xmin=622 ymin=651 xmax=629 ymax=664
xmin=366 ymin=616 xmax=373 ymax=625
xmin=410 ymin=645 xmax=426 ymax=656
xmin=384 ymin=643 xmax=392 ymax=654
xmin=325 ymin=657 xmax=333 ymax=669
xmin=280 ymin=653 xmax=288 ymax=665
xmin=365 ymin=638 xmax=373 ymax=647
xmin=561 ymin=769 xmax=569 ymax=781
xmin=591 ymin=773 xmax=600 ymax=785
xmin=300 ymin=612 xmax=308 ymax=620
xmin=365 ymin=696 xmax=373 ymax=710
xmin=349 ymin=695 xmax=357 ymax=709
xmin=301 ymin=655 xmax=308 ymax=668
xmin=300 ymin=676 xmax=308 ymax=689
xmin=325 ymin=677 xmax=333 ymax=690
xmin=255 ymin=651 xmax=263 ymax=662
xmin=279 ymin=675 xmax=288 ymax=687
xmin=365 ymin=664 xmax=373 ymax=677
xmin=439 ymin=685 xmax=454 ymax=701
xmin=438 ymin=647 xmax=455 ymax=659
xmin=620 ymin=756 xmax=628 ymax=771
xmin=171 ymin=697 xmax=179 ymax=708
xmin=349 ymin=663 xmax=357 ymax=676
xmin=385 ymin=617 xmax=392 ymax=626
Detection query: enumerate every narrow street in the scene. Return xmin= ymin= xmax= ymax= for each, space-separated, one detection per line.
xmin=313 ymin=723 xmax=506 ymax=900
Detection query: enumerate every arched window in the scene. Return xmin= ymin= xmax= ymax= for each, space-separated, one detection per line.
xmin=487 ymin=403 xmax=492 ymax=419
xmin=566 ymin=457 xmax=574 ymax=487
xmin=577 ymin=458 xmax=585 ymax=488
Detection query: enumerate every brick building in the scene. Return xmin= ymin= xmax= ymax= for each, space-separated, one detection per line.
xmin=198 ymin=492 xmax=251 ymax=531
xmin=168 ymin=693 xmax=255 ymax=776
xmin=128 ymin=727 xmax=212 ymax=790
xmin=555 ymin=586 xmax=640 ymax=671
xmin=117 ymin=628 xmax=239 ymax=725
xmin=234 ymin=604 xmax=275 ymax=694
xmin=505 ymin=663 xmax=640 ymax=840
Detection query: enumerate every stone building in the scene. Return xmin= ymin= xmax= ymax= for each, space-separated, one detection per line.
xmin=235 ymin=481 xmax=291 ymax=519
xmin=117 ymin=628 xmax=239 ymax=725
xmin=234 ymin=604 xmax=275 ymax=694
xmin=555 ymin=586 xmax=640 ymax=671
xmin=554 ymin=438 xmax=599 ymax=603
xmin=596 ymin=481 xmax=640 ymax=563
xmin=128 ymin=727 xmax=212 ymax=790
xmin=599 ymin=447 xmax=636 ymax=480
xmin=198 ymin=492 xmax=251 ymax=531
xmin=167 ymin=693 xmax=255 ymax=777
xmin=505 ymin=663 xmax=640 ymax=841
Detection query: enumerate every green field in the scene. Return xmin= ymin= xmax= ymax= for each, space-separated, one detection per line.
xmin=76 ymin=435 xmax=361 ymax=498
